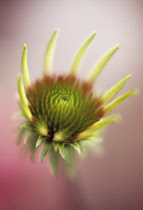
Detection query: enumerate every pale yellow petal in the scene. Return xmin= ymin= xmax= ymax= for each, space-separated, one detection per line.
xmin=43 ymin=30 xmax=59 ymax=75
xmin=69 ymin=32 xmax=97 ymax=76
xmin=102 ymin=75 xmax=131 ymax=103
xmin=87 ymin=44 xmax=120 ymax=85
xmin=104 ymin=89 xmax=138 ymax=114
xmin=21 ymin=44 xmax=31 ymax=88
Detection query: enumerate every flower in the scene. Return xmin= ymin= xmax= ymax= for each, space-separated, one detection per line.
xmin=16 ymin=30 xmax=137 ymax=176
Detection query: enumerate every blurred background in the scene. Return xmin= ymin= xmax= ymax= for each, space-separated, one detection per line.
xmin=0 ymin=0 xmax=143 ymax=209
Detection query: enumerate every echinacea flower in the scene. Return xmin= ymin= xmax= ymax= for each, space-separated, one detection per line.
xmin=16 ymin=30 xmax=137 ymax=176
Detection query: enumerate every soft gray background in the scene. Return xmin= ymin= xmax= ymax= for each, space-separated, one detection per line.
xmin=0 ymin=1 xmax=143 ymax=210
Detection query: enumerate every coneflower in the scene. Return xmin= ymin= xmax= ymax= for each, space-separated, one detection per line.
xmin=16 ymin=30 xmax=137 ymax=176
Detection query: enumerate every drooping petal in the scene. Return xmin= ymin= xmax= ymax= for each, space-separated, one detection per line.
xmin=69 ymin=32 xmax=97 ymax=76
xmin=87 ymin=44 xmax=120 ymax=85
xmin=43 ymin=30 xmax=59 ymax=75
xmin=21 ymin=44 xmax=31 ymax=88
xmin=102 ymin=75 xmax=132 ymax=103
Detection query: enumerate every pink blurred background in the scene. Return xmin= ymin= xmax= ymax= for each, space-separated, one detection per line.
xmin=0 ymin=0 xmax=143 ymax=209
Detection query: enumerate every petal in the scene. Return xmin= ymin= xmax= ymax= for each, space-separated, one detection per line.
xmin=102 ymin=75 xmax=131 ymax=103
xmin=21 ymin=44 xmax=31 ymax=88
xmin=104 ymin=89 xmax=138 ymax=114
xmin=17 ymin=75 xmax=32 ymax=121
xmin=87 ymin=44 xmax=120 ymax=85
xmin=69 ymin=32 xmax=97 ymax=76
xmin=43 ymin=30 xmax=59 ymax=75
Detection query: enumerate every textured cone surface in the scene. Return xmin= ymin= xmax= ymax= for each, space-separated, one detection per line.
xmin=26 ymin=75 xmax=104 ymax=143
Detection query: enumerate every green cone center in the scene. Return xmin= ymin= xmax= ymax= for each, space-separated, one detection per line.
xmin=27 ymin=76 xmax=104 ymax=142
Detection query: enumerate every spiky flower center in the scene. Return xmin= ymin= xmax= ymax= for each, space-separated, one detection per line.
xmin=27 ymin=75 xmax=104 ymax=142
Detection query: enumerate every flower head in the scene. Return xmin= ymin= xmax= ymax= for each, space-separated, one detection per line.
xmin=16 ymin=30 xmax=137 ymax=176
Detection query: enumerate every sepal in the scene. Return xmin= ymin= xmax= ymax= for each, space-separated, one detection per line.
xmin=40 ymin=141 xmax=52 ymax=162
xmin=49 ymin=147 xmax=59 ymax=174
xmin=36 ymin=135 xmax=45 ymax=147
xmin=17 ymin=126 xmax=28 ymax=143
xmin=76 ymin=141 xmax=85 ymax=156
xmin=24 ymin=131 xmax=36 ymax=144
xmin=58 ymin=143 xmax=65 ymax=159
xmin=53 ymin=142 xmax=59 ymax=152
xmin=28 ymin=133 xmax=39 ymax=159
xmin=70 ymin=141 xmax=81 ymax=153
xmin=64 ymin=145 xmax=75 ymax=178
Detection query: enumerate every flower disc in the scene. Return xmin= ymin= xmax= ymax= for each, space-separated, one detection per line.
xmin=27 ymin=75 xmax=104 ymax=142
